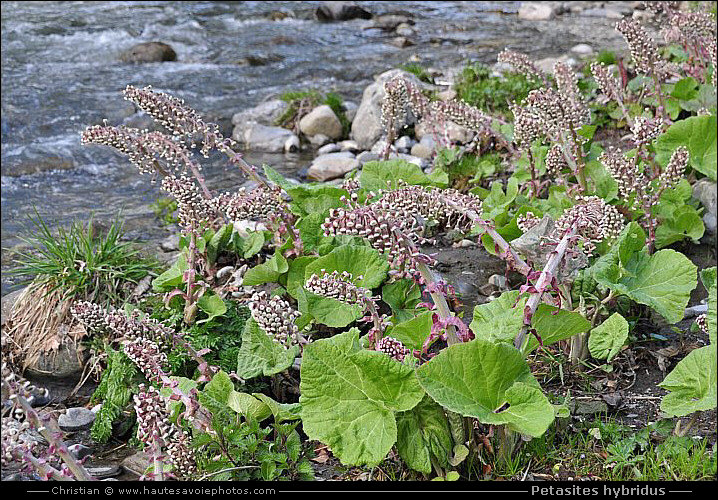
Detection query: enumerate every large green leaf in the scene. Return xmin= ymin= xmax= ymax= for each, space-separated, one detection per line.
xmin=416 ymin=340 xmax=554 ymax=437
xmin=299 ymin=329 xmax=425 ymax=466
xmin=235 ymin=318 xmax=299 ymax=379
xmin=659 ymin=345 xmax=717 ymax=416
xmin=387 ymin=310 xmax=433 ymax=351
xmin=395 ymin=395 xmax=453 ymax=474
xmin=524 ymin=305 xmax=591 ymax=354
xmin=592 ymin=223 xmax=697 ymax=324
xmin=304 ymin=291 xmax=364 ymax=328
xmin=228 ymin=391 xmax=273 ymax=421
xmin=152 ymin=253 xmax=188 ymax=292
xmin=242 ymin=251 xmax=289 ymax=286
xmin=196 ymin=294 xmax=227 ymax=324
xmin=655 ymin=114 xmax=717 ymax=181
xmin=588 ymin=313 xmax=629 ymax=361
xmin=701 ymin=267 xmax=717 ymax=346
xmin=469 ymin=291 xmax=526 ymax=343
xmin=305 ymin=245 xmax=389 ymax=290
xmin=360 ymin=159 xmax=432 ymax=191
xmin=198 ymin=371 xmax=233 ymax=417
xmin=382 ymin=279 xmax=422 ymax=322
xmin=287 ymin=185 xmax=349 ymax=217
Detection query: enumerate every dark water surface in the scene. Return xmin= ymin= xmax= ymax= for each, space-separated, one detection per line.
xmin=1 ymin=1 xmax=620 ymax=294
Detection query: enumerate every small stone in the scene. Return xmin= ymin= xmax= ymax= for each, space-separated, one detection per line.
xmin=356 ymin=151 xmax=379 ymax=164
xmin=284 ymin=134 xmax=300 ymax=153
xmin=685 ymin=304 xmax=709 ymax=318
xmin=308 ymin=133 xmax=331 ymax=147
xmin=394 ymin=136 xmax=415 ymax=152
xmin=389 ymin=36 xmax=414 ymax=48
xmin=121 ymin=451 xmax=152 ymax=476
xmin=317 ymin=143 xmax=341 ymax=155
xmin=58 ymin=407 xmax=96 ymax=432
xmin=87 ymin=465 xmax=121 ymax=479
xmin=91 ymin=404 xmax=102 ymax=414
xmin=437 ymin=89 xmax=457 ymax=101
xmin=160 ymin=234 xmax=180 ymax=252
xmin=65 ymin=444 xmax=88 ymax=462
xmin=570 ymin=44 xmax=594 ymax=57
xmin=574 ymin=400 xmax=609 ymax=416
xmin=458 ymin=239 xmax=475 ymax=248
xmin=216 ymin=266 xmax=234 ymax=283
xmin=488 ymin=274 xmax=508 ymax=290
xmin=518 ymin=2 xmax=555 ymax=21
xmin=315 ymin=1 xmax=372 ymax=22
xmin=395 ymin=23 xmax=415 ymax=37
xmin=338 ymin=140 xmax=360 ymax=152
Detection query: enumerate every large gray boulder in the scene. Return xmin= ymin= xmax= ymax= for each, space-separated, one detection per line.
xmin=231 ymin=99 xmax=289 ymax=145
xmin=240 ymin=124 xmax=298 ymax=153
xmin=119 ymin=42 xmax=177 ymax=63
xmin=350 ymin=69 xmax=426 ymax=150
xmin=693 ymin=178 xmax=717 ymax=242
xmin=315 ymin=2 xmax=372 ymax=21
xmin=306 ymin=153 xmax=359 ymax=182
xmin=25 ymin=341 xmax=85 ymax=379
xmin=299 ymin=105 xmax=343 ymax=139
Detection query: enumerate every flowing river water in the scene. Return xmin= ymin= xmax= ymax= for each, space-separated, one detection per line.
xmin=1 ymin=1 xmax=629 ymax=294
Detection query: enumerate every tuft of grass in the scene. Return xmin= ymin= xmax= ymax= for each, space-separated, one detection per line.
xmin=454 ymin=63 xmax=542 ymax=117
xmin=400 ymin=63 xmax=434 ymax=84
xmin=9 ymin=210 xmax=159 ymax=305
xmin=151 ymin=196 xmax=178 ymax=226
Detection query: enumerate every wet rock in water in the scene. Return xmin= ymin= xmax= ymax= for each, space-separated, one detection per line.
xmin=58 ymin=407 xmax=96 ymax=432
xmin=236 ymin=54 xmax=284 ymax=67
xmin=372 ymin=14 xmax=414 ymax=31
xmin=299 ymin=105 xmax=343 ymax=140
xmin=25 ymin=342 xmax=85 ymax=379
xmin=2 ymin=146 xmax=76 ymax=176
xmin=119 ymin=42 xmax=177 ymax=63
xmin=231 ymin=99 xmax=289 ymax=144
xmin=306 ymin=154 xmax=360 ymax=182
xmin=242 ymin=124 xmax=298 ymax=153
xmin=350 ymin=69 xmax=427 ymax=150
xmin=389 ymin=36 xmax=415 ymax=48
xmin=395 ymin=23 xmax=415 ymax=37
xmin=87 ymin=465 xmax=121 ymax=479
xmin=121 ymin=451 xmax=152 ymax=476
xmin=160 ymin=234 xmax=180 ymax=252
xmin=518 ymin=2 xmax=556 ymax=21
xmin=308 ymin=133 xmax=331 ymax=147
xmin=284 ymin=134 xmax=300 ymax=153
xmin=315 ymin=1 xmax=372 ymax=22
xmin=317 ymin=143 xmax=341 ymax=155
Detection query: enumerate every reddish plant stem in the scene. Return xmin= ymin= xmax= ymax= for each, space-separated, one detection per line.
xmin=440 ymin=197 xmax=532 ymax=277
xmin=514 ymin=223 xmax=577 ymax=351
xmin=9 ymin=393 xmax=95 ymax=481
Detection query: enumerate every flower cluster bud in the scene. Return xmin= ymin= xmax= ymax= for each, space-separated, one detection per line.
xmin=599 ymin=147 xmax=646 ymax=203
xmin=631 ymin=116 xmax=663 ymax=147
xmin=1 ymin=417 xmax=34 ymax=467
xmin=247 ymin=291 xmax=301 ymax=348
xmin=695 ymin=313 xmax=708 ymax=335
xmin=517 ymin=211 xmax=542 ymax=233
xmin=165 ymin=429 xmax=197 ymax=479
xmin=553 ymin=61 xmax=590 ymax=130
xmin=305 ymin=270 xmax=369 ymax=306
xmin=322 ymin=202 xmax=433 ymax=279
xmin=123 ymin=338 xmax=168 ymax=384
xmin=545 ymin=144 xmax=568 ymax=177
xmin=381 ymin=77 xmax=411 ymax=133
xmin=134 ymin=385 xmax=174 ymax=446
xmin=615 ymin=18 xmax=671 ymax=79
xmin=376 ymin=336 xmax=411 ymax=362
xmin=590 ymin=62 xmax=623 ymax=103
xmin=430 ymin=99 xmax=493 ymax=136
xmin=123 ymin=85 xmax=232 ymax=157
xmin=554 ymin=196 xmax=624 ymax=257
xmin=81 ymin=125 xmax=158 ymax=175
xmin=497 ymin=49 xmax=543 ymax=81
xmin=658 ymin=146 xmax=689 ymax=191
xmin=161 ymin=174 xmax=216 ymax=228
xmin=210 ymin=184 xmax=286 ymax=223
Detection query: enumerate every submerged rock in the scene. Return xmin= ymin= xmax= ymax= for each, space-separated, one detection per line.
xmin=119 ymin=42 xmax=177 ymax=63
xmin=315 ymin=2 xmax=372 ymax=22
xmin=518 ymin=3 xmax=555 ymax=21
